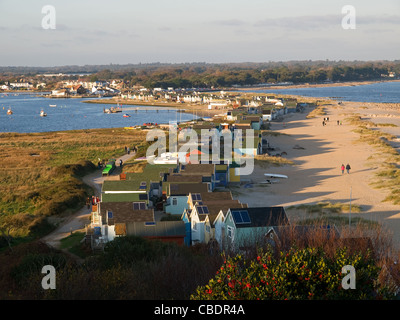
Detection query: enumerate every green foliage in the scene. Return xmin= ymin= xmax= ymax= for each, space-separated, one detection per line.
xmin=11 ymin=252 xmax=67 ymax=286
xmin=191 ymin=246 xmax=394 ymax=300
xmin=101 ymin=235 xmax=178 ymax=267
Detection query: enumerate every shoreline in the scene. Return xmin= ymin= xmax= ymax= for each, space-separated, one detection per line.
xmin=234 ymin=79 xmax=400 ymax=91
xmin=83 ymin=98 xmax=224 ymax=117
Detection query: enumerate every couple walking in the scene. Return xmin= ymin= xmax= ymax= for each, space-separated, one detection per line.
xmin=341 ymin=163 xmax=351 ymax=174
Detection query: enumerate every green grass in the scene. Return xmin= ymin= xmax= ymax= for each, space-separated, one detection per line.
xmin=306 ymin=105 xmax=326 ymax=119
xmin=0 ymin=128 xmax=148 ymax=244
xmin=288 ymin=201 xmax=361 ymax=214
xmin=59 ymin=231 xmax=88 ymax=258
xmin=298 ymin=216 xmax=379 ymax=228
xmin=346 ymin=115 xmax=400 ymax=205
xmin=255 ymin=156 xmax=294 ymax=167
xmin=287 ymin=201 xmax=379 ymax=228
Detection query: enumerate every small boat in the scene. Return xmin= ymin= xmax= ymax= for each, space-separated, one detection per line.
xmin=110 ymin=106 xmax=122 ymax=113
xmin=123 ymin=114 xmax=131 ymax=118
xmin=264 ymin=173 xmax=288 ymax=179
xmin=7 ymin=108 xmax=13 ymax=115
xmin=40 ymin=110 xmax=47 ymax=117
xmin=49 ymin=104 xmax=56 ymax=107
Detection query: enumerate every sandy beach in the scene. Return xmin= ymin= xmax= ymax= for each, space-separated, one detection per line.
xmin=232 ymin=100 xmax=400 ymax=246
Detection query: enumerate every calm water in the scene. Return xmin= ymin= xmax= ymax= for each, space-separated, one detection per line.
xmin=0 ymin=93 xmax=197 ymax=133
xmin=251 ymin=81 xmax=400 ymax=103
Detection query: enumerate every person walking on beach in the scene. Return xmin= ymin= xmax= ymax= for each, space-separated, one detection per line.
xmin=346 ymin=163 xmax=351 ymax=174
xmin=341 ymin=164 xmax=345 ymax=174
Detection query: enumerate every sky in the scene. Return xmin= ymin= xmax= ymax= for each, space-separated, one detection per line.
xmin=0 ymin=0 xmax=399 ymax=67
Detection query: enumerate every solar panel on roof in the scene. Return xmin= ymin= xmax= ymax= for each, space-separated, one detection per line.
xmin=240 ymin=210 xmax=251 ymax=223
xmin=232 ymin=210 xmax=251 ymax=224
xmin=139 ymin=194 xmax=148 ymax=200
xmin=192 ymin=193 xmax=202 ymax=201
xmin=232 ymin=210 xmax=243 ymax=223
xmin=133 ymin=202 xmax=146 ymax=210
xmin=196 ymin=205 xmax=209 ymax=214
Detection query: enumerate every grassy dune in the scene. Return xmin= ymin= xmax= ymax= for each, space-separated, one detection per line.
xmin=0 ymin=128 xmax=147 ymax=243
xmin=345 ymin=115 xmax=400 ymax=204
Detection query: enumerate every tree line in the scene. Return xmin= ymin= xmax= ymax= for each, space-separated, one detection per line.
xmin=1 ymin=61 xmax=400 ymax=89
xmin=87 ymin=61 xmax=400 ymax=89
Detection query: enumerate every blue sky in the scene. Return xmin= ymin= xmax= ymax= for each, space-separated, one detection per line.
xmin=0 ymin=0 xmax=399 ymax=66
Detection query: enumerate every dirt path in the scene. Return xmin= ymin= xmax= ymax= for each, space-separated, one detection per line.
xmin=234 ymin=102 xmax=400 ymax=246
xmin=41 ymin=152 xmax=136 ymax=250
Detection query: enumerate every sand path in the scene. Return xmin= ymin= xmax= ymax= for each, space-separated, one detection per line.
xmin=235 ymin=102 xmax=400 ymax=245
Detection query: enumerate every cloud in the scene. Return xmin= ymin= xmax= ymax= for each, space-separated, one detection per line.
xmin=212 ymin=19 xmax=246 ymax=27
xmin=158 ymin=26 xmax=172 ymax=31
xmin=254 ymin=14 xmax=400 ymax=31
xmin=254 ymin=15 xmax=340 ymax=30
xmin=357 ymin=15 xmax=400 ymax=25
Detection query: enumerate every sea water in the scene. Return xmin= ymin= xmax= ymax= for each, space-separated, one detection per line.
xmin=0 ymin=93 xmax=197 ymax=133
xmin=251 ymin=81 xmax=400 ymax=103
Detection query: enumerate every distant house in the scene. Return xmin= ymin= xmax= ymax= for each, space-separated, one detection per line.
xmin=102 ymin=163 xmax=177 ymax=207
xmin=215 ymin=164 xmax=229 ymax=187
xmin=228 ymin=162 xmax=241 ymax=184
xmin=261 ymin=109 xmax=274 ymax=121
xmin=233 ymin=129 xmax=262 ymax=156
xmin=90 ymin=201 xmax=186 ymax=246
xmin=164 ymin=182 xmax=209 ymax=215
xmin=185 ymin=192 xmax=247 ymax=246
xmin=51 ymin=89 xmax=69 ymax=97
xmin=185 ymin=149 xmax=205 ymax=164
xmin=226 ymin=110 xmax=236 ymax=121
xmin=178 ymin=163 xmax=216 ymax=191
xmin=127 ymin=221 xmax=187 ymax=246
xmin=69 ymin=84 xmax=87 ymax=95
xmin=98 ymin=201 xmax=154 ymax=241
xmin=245 ymin=116 xmax=263 ymax=130
xmin=222 ymin=207 xmax=289 ymax=251
xmin=10 ymin=82 xmax=33 ymax=89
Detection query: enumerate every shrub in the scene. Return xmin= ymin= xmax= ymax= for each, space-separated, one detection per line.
xmin=191 ymin=246 xmax=395 ymax=300
xmin=11 ymin=252 xmax=67 ymax=287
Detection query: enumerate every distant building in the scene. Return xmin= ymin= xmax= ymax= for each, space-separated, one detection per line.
xmin=10 ymin=82 xmax=33 ymax=89
xmin=51 ymin=89 xmax=69 ymax=96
